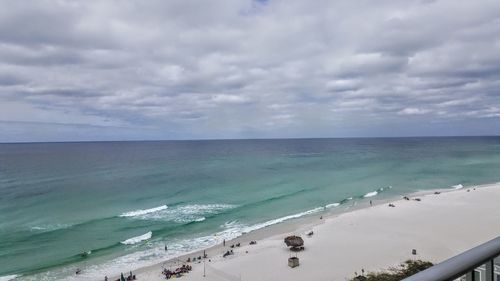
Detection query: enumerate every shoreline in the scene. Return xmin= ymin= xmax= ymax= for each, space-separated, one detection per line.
xmin=90 ymin=186 xmax=401 ymax=280
xmin=111 ymin=182 xmax=499 ymax=281
xmin=6 ymin=182 xmax=497 ymax=281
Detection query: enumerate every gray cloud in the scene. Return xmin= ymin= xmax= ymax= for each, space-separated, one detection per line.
xmin=0 ymin=0 xmax=499 ymax=142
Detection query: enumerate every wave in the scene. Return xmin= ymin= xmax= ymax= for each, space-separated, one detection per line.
xmin=123 ymin=203 xmax=235 ymax=223
xmin=29 ymin=224 xmax=72 ymax=233
xmin=24 ymin=206 xmax=326 ymax=280
xmin=19 ymin=190 xmax=384 ymax=280
xmin=339 ymin=197 xmax=353 ymax=204
xmin=222 ymin=220 xmax=239 ymax=228
xmin=242 ymin=207 xmax=324 ymax=234
xmin=21 ymin=187 xmax=394 ymax=280
xmin=363 ymin=191 xmax=378 ymax=197
xmin=120 ymin=231 xmax=152 ymax=245
xmin=119 ymin=205 xmax=168 ymax=218
xmin=174 ymin=204 xmax=235 ymax=216
xmin=0 ymin=275 xmax=19 ymax=281
xmin=325 ymin=202 xmax=340 ymax=208
xmin=362 ymin=186 xmax=391 ymax=198
xmin=452 ymin=184 xmax=464 ymax=189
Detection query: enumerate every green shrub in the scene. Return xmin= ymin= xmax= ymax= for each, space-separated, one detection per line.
xmin=350 ymin=260 xmax=434 ymax=281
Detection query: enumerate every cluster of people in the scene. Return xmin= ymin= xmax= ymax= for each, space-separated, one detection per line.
xmin=186 ymin=252 xmax=208 ymax=263
xmin=403 ymin=196 xmax=421 ymax=201
xmin=222 ymin=249 xmax=234 ymax=257
xmin=162 ymin=264 xmax=192 ymax=279
xmin=104 ymin=271 xmax=135 ymax=281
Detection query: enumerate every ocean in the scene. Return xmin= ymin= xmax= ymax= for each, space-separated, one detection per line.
xmin=1 ymin=137 xmax=500 ymax=280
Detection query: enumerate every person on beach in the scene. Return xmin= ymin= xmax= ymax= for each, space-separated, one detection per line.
xmin=164 ymin=245 xmax=167 ymax=251
xmin=370 ymin=200 xmax=372 ymax=206
xmin=104 ymin=276 xmax=108 ymax=281
xmin=223 ymin=239 xmax=225 ymax=246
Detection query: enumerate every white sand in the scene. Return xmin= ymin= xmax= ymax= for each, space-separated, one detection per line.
xmin=125 ymin=183 xmax=500 ymax=281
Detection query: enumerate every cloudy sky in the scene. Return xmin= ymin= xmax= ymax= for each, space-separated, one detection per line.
xmin=1 ymin=0 xmax=500 ymax=142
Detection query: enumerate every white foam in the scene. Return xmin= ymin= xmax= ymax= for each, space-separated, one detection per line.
xmin=30 ymin=224 xmax=71 ymax=232
xmin=364 ymin=191 xmax=378 ymax=198
xmin=174 ymin=204 xmax=235 ymax=216
xmin=124 ymin=204 xmax=235 ymax=223
xmin=119 ymin=205 xmax=168 ymax=218
xmin=0 ymin=275 xmax=19 ymax=281
xmin=242 ymin=207 xmax=324 ymax=233
xmin=222 ymin=220 xmax=239 ymax=227
xmin=194 ymin=217 xmax=206 ymax=222
xmin=325 ymin=203 xmax=340 ymax=208
xmin=120 ymin=231 xmax=152 ymax=245
xmin=452 ymin=184 xmax=464 ymax=189
xmin=24 ymin=206 xmax=327 ymax=280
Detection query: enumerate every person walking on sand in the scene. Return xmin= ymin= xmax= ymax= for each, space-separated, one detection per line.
xmin=370 ymin=200 xmax=372 ymax=206
xmin=104 ymin=276 xmax=108 ymax=281
xmin=223 ymin=239 xmax=225 ymax=246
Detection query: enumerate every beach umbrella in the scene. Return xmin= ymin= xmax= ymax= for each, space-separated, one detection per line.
xmin=284 ymin=235 xmax=304 ymax=248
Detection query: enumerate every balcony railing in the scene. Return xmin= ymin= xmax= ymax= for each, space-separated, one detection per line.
xmin=403 ymin=236 xmax=500 ymax=281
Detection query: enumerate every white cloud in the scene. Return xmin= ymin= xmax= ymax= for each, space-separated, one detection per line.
xmin=211 ymin=94 xmax=250 ymax=104
xmin=398 ymin=107 xmax=431 ymax=115
xmin=0 ymin=0 xmax=499 ymax=141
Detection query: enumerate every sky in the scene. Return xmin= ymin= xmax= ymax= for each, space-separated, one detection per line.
xmin=1 ymin=0 xmax=500 ymax=142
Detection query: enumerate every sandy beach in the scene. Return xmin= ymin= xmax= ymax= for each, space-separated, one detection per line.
xmin=121 ymin=183 xmax=500 ymax=281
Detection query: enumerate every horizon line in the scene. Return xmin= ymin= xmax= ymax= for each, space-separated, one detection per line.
xmin=1 ymin=134 xmax=500 ymax=145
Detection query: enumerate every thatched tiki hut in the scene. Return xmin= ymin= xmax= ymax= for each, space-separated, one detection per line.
xmin=284 ymin=235 xmax=304 ymax=251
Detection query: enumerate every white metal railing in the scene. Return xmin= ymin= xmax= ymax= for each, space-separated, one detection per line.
xmin=403 ymin=236 xmax=500 ymax=281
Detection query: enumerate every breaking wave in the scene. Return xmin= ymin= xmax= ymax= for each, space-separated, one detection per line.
xmin=29 ymin=224 xmax=72 ymax=232
xmin=363 ymin=186 xmax=391 ymax=198
xmin=119 ymin=205 xmax=168 ymax=218
xmin=325 ymin=202 xmax=340 ymax=208
xmin=363 ymin=191 xmax=378 ymax=197
xmin=242 ymin=207 xmax=324 ymax=233
xmin=121 ymin=203 xmax=236 ymax=223
xmin=120 ymin=231 xmax=152 ymax=245
xmin=452 ymin=184 xmax=464 ymax=189
xmin=0 ymin=275 xmax=19 ymax=281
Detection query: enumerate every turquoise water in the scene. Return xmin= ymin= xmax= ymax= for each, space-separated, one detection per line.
xmin=1 ymin=137 xmax=500 ymax=280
